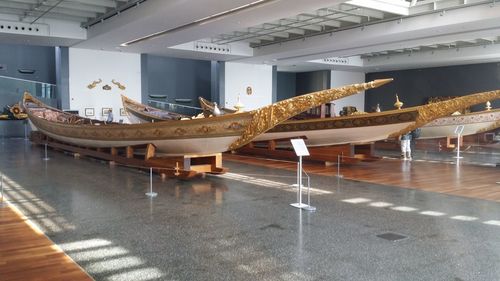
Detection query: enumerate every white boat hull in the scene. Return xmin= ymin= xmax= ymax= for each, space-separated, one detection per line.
xmin=38 ymin=127 xmax=239 ymax=156
xmin=420 ymin=110 xmax=499 ymax=139
xmin=255 ymin=122 xmax=415 ymax=146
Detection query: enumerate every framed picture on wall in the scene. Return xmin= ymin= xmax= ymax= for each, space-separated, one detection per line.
xmin=102 ymin=107 xmax=112 ymax=115
xmin=84 ymin=108 xmax=94 ymax=117
xmin=120 ymin=108 xmax=127 ymax=116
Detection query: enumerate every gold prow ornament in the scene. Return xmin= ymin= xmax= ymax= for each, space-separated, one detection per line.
xmin=394 ymin=94 xmax=403 ymax=109
xmin=87 ymin=78 xmax=102 ymax=89
xmin=485 ymin=101 xmax=492 ymax=111
xmin=112 ymin=79 xmax=126 ymax=90
xmin=389 ymin=90 xmax=500 ymax=138
xmin=228 ymin=78 xmax=394 ymax=150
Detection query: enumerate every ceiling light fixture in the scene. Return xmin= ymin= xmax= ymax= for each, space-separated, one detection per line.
xmin=120 ymin=0 xmax=276 ymax=47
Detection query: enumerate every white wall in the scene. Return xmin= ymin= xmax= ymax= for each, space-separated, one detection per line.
xmin=330 ymin=70 xmax=365 ymax=114
xmin=224 ymin=62 xmax=273 ymax=111
xmin=69 ymin=48 xmax=141 ymax=122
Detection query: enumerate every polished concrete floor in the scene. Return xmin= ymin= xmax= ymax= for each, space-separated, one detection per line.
xmin=376 ymin=143 xmax=500 ymax=166
xmin=1 ymin=138 xmax=500 ymax=281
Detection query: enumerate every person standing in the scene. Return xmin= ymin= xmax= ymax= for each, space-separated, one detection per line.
xmin=400 ymin=132 xmax=412 ymax=160
xmin=106 ymin=109 xmax=114 ymax=122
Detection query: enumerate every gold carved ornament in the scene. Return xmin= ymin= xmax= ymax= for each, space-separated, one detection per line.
xmin=228 ymin=78 xmax=394 ymax=150
xmin=480 ymin=119 xmax=500 ymax=133
xmin=389 ymin=90 xmax=500 ymax=138
xmin=112 ymin=79 xmax=126 ymax=90
xmin=394 ymin=94 xmax=403 ymax=109
xmin=87 ymin=79 xmax=102 ymax=89
xmin=477 ymin=109 xmax=500 ymax=133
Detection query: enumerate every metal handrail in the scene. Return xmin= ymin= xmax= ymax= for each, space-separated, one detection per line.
xmin=147 ymin=100 xmax=202 ymax=110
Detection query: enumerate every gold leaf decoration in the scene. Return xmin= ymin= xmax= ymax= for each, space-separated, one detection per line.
xmin=228 ymin=79 xmax=394 ymax=150
xmin=226 ymin=122 xmax=244 ymax=130
xmin=389 ymin=90 xmax=500 ymax=138
xmin=87 ymin=79 xmax=102 ymax=89
xmin=174 ymin=128 xmax=187 ymax=135
xmin=112 ymin=79 xmax=126 ymax=90
xmin=197 ymin=126 xmax=214 ymax=134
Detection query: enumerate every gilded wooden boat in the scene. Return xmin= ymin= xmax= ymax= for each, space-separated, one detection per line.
xmin=418 ymin=109 xmax=500 ymax=139
xmin=121 ymin=95 xmax=190 ymax=123
xmin=254 ymin=95 xmax=499 ymax=146
xmin=158 ymin=92 xmax=500 ymax=147
xmin=24 ymin=79 xmax=392 ymax=156
xmin=198 ymin=96 xmax=237 ymax=116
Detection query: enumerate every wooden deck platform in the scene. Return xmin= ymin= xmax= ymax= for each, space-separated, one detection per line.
xmin=223 ymin=153 xmax=500 ymax=202
xmin=0 ymin=201 xmax=93 ymax=281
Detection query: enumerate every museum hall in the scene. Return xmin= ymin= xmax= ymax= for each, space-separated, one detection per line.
xmin=0 ymin=0 xmax=499 ymax=280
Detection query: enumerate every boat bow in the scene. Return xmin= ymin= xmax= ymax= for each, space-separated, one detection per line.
xmin=389 ymin=90 xmax=500 ymax=138
xmin=228 ymin=78 xmax=393 ymax=150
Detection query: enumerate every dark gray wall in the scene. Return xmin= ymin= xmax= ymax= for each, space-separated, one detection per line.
xmin=366 ymin=62 xmax=500 ymax=112
xmin=55 ymin=46 xmax=70 ymax=109
xmin=277 ymin=72 xmax=296 ymax=101
xmin=210 ymin=61 xmax=224 ymax=104
xmin=141 ymin=55 xmax=211 ymax=107
xmin=296 ymin=70 xmax=330 ymax=95
xmin=141 ymin=53 xmax=149 ymax=104
xmin=0 ymin=43 xmax=56 ymax=83
xmin=0 ymin=43 xmax=57 ymax=113
xmin=272 ymin=65 xmax=277 ymax=103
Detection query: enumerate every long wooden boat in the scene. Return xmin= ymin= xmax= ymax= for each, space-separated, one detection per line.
xmin=418 ymin=109 xmax=500 ymax=139
xmin=121 ymin=95 xmax=190 ymax=123
xmin=135 ymin=92 xmax=500 ymax=147
xmin=23 ymin=79 xmax=392 ymax=156
xmin=198 ymin=96 xmax=237 ymax=116
xmin=255 ymin=100 xmax=500 ymax=146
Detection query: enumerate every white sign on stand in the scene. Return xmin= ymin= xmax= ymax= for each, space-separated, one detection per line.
xmin=290 ymin=138 xmax=315 ymax=211
xmin=291 ymin=139 xmax=310 ymax=157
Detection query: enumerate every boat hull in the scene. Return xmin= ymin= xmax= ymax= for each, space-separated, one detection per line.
xmin=255 ymin=121 xmax=415 ymax=146
xmin=37 ymin=127 xmax=240 ymax=156
xmin=255 ymin=109 xmax=419 ymax=146
xmin=420 ymin=110 xmax=500 ymax=139
xmin=27 ymin=105 xmax=252 ymax=156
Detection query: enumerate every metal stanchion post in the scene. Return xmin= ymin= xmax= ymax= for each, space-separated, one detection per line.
xmin=1 ymin=175 xmax=4 ymax=207
xmin=42 ymin=143 xmax=50 ymax=161
xmin=454 ymin=125 xmax=464 ymax=160
xmin=291 ymin=155 xmax=307 ymax=208
xmin=303 ymin=172 xmax=316 ymax=212
xmin=336 ymin=154 xmax=343 ymax=178
xmin=456 ymin=134 xmax=462 ymax=159
xmin=296 ymin=162 xmax=299 ymax=202
xmin=299 ymin=155 xmax=303 ymax=205
xmin=24 ymin=121 xmax=28 ymax=141
xmin=145 ymin=167 xmax=158 ymax=197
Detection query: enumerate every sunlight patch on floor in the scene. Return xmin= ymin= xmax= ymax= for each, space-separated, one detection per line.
xmin=217 ymin=172 xmax=332 ymax=195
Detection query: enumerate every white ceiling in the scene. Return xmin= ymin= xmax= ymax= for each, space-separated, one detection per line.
xmin=1 ymin=0 xmax=500 ymax=72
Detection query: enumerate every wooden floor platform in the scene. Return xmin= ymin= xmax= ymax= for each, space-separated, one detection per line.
xmin=0 ymin=201 xmax=93 ymax=281
xmin=224 ymin=153 xmax=500 ymax=202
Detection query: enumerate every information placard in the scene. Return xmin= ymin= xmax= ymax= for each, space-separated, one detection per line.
xmin=454 ymin=125 xmax=465 ymax=135
xmin=291 ymin=138 xmax=310 ymax=156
